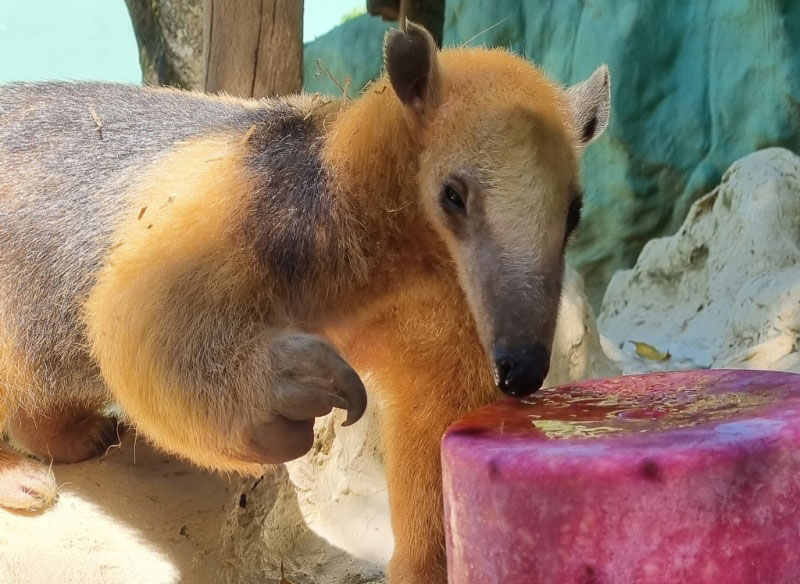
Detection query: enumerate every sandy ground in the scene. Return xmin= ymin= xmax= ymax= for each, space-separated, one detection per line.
xmin=0 ymin=426 xmax=388 ymax=584
xmin=0 ymin=435 xmax=232 ymax=584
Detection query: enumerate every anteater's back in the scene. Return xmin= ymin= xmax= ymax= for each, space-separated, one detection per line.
xmin=0 ymin=83 xmax=261 ymax=398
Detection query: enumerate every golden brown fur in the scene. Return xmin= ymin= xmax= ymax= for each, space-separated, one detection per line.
xmin=321 ymin=41 xmax=607 ymax=582
xmin=0 ymin=23 xmax=610 ymax=582
xmin=85 ymin=135 xmax=267 ymax=471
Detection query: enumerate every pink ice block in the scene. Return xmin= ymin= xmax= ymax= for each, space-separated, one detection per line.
xmin=442 ymin=369 xmax=800 ymax=584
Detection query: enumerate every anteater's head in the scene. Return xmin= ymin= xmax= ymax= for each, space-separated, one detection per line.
xmin=384 ymin=24 xmax=610 ymax=397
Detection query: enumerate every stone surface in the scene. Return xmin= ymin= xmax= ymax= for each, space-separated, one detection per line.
xmin=304 ymin=1 xmax=800 ymax=306
xmin=599 ymin=148 xmax=800 ymax=375
xmin=443 ymin=369 xmax=800 ymax=583
xmin=218 ymin=462 xmax=385 ymax=584
xmin=284 ymin=392 xmax=392 ymax=570
xmin=547 ymin=268 xmax=620 ymax=387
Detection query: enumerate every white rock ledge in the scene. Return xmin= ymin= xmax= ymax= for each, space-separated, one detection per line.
xmin=600 ymin=148 xmax=800 ymax=375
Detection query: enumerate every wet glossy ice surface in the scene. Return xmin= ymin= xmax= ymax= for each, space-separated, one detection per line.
xmin=442 ymin=370 xmax=800 ymax=584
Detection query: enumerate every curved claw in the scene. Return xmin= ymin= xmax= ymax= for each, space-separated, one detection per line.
xmin=333 ymin=367 xmax=368 ymax=427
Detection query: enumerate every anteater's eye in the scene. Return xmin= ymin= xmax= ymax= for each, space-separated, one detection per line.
xmin=441 ymin=181 xmax=467 ymax=214
xmin=566 ymin=198 xmax=583 ymax=237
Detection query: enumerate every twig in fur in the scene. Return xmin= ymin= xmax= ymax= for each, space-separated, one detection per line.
xmin=241 ymin=124 xmax=257 ymax=145
xmin=88 ymin=107 xmax=104 ymax=140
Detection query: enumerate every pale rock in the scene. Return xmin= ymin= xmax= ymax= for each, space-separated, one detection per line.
xmin=546 ymin=267 xmax=621 ymax=387
xmin=599 ymin=148 xmax=800 ymax=375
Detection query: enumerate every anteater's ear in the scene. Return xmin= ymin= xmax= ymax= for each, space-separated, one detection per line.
xmin=384 ymin=22 xmax=441 ymax=118
xmin=566 ymin=65 xmax=611 ymax=146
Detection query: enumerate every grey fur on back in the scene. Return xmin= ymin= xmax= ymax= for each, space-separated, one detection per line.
xmin=0 ymin=82 xmax=270 ymax=402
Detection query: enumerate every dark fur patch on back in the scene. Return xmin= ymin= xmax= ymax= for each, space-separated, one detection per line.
xmin=243 ymin=105 xmax=346 ymax=291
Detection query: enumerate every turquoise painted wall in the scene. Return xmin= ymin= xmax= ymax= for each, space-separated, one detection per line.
xmin=0 ymin=0 xmax=141 ymax=83
xmin=0 ymin=0 xmax=361 ymax=84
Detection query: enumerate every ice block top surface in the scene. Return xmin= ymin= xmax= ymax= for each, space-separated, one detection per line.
xmin=446 ymin=370 xmax=800 ymax=452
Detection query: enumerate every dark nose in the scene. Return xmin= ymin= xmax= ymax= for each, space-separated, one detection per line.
xmin=493 ymin=343 xmax=550 ymax=397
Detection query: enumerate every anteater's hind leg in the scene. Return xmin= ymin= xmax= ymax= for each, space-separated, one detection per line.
xmin=0 ymin=352 xmax=116 ymax=510
xmin=6 ymin=402 xmax=118 ymax=464
xmin=0 ymin=444 xmax=57 ymax=510
xmin=0 ymin=334 xmax=59 ymax=510
xmin=0 ymin=322 xmax=119 ymax=465
xmin=0 ymin=400 xmax=117 ymax=510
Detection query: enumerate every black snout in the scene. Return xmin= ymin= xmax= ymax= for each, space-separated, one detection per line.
xmin=493 ymin=344 xmax=550 ymax=397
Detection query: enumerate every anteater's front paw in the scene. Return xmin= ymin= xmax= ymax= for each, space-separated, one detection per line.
xmin=270 ymin=332 xmax=367 ymax=426
xmin=239 ymin=332 xmax=367 ymax=465
xmin=238 ymin=416 xmax=317 ymax=465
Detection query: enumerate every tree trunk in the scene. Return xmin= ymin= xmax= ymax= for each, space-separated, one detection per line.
xmin=124 ymin=0 xmax=205 ymax=89
xmin=203 ymin=0 xmax=304 ymax=98
xmin=367 ymin=0 xmax=445 ymax=48
xmin=125 ymin=0 xmax=303 ymax=97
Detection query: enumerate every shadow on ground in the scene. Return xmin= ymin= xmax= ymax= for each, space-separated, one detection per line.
xmin=0 ymin=434 xmax=384 ymax=584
